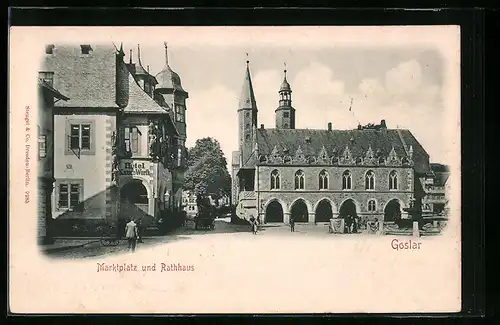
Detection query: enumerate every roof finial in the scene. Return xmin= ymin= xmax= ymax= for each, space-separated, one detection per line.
xmin=137 ymin=44 xmax=142 ymax=64
xmin=129 ymin=49 xmax=132 ymax=64
xmin=245 ymin=52 xmax=249 ymax=67
xmin=164 ymin=42 xmax=169 ymax=66
xmin=119 ymin=42 xmax=123 ymax=54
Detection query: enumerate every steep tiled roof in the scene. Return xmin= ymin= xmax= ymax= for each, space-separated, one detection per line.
xmin=38 ymin=79 xmax=69 ymax=100
xmin=239 ymin=64 xmax=257 ymax=111
xmin=42 ymin=45 xmax=119 ymax=108
xmin=123 ymin=73 xmax=170 ymax=114
xmin=155 ymin=64 xmax=186 ymax=93
xmin=256 ymin=128 xmax=430 ymax=173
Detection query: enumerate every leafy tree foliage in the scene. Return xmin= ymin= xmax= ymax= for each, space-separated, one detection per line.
xmin=183 ymin=137 xmax=231 ymax=200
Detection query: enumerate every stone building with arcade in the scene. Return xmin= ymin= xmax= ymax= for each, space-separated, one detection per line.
xmin=41 ymin=43 xmax=188 ymax=234
xmin=232 ymin=60 xmax=445 ymax=227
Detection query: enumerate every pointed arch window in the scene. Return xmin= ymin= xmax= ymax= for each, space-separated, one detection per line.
xmin=270 ymin=169 xmax=280 ymax=190
xmin=368 ymin=199 xmax=377 ymax=212
xmin=365 ymin=170 xmax=375 ymax=190
xmin=319 ymin=170 xmax=329 ymax=190
xmin=389 ymin=170 xmax=398 ymax=190
xmin=342 ymin=170 xmax=352 ymax=190
xmin=295 ymin=170 xmax=305 ymax=190
xmin=245 ymin=123 xmax=250 ymax=130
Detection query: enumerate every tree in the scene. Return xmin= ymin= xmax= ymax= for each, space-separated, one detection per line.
xmin=183 ymin=137 xmax=232 ymax=200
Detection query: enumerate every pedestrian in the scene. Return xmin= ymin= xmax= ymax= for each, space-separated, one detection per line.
xmin=352 ymin=216 xmax=358 ymax=234
xmin=125 ymin=217 xmax=139 ymax=252
xmin=290 ymin=216 xmax=295 ymax=232
xmin=249 ymin=216 xmax=257 ymax=235
xmin=137 ymin=218 xmax=144 ymax=243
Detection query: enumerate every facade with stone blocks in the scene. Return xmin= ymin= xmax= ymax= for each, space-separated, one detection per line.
xmin=232 ymin=60 xmax=446 ymax=226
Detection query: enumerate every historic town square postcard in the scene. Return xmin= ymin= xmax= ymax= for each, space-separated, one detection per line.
xmin=8 ymin=25 xmax=461 ymax=314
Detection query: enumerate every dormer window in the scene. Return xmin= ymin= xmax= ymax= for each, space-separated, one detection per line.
xmin=80 ymin=45 xmax=92 ymax=55
xmin=45 ymin=44 xmax=55 ymax=55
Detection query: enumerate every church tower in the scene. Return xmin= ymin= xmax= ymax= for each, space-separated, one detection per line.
xmin=155 ymin=42 xmax=189 ymax=141
xmin=238 ymin=57 xmax=258 ymax=167
xmin=275 ymin=65 xmax=295 ymax=129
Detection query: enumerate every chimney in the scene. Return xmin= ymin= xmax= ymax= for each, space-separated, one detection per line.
xmin=380 ymin=119 xmax=387 ymax=129
xmin=260 ymin=124 xmax=264 ymax=130
xmin=327 ymin=122 xmax=332 ymax=131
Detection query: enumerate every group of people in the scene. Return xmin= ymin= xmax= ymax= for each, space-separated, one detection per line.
xmin=344 ymin=214 xmax=359 ymax=234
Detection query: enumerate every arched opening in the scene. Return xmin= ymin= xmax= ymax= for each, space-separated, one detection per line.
xmin=290 ymin=199 xmax=308 ymax=222
xmin=339 ymin=199 xmax=358 ymax=233
xmin=120 ymin=180 xmax=148 ymax=213
xmin=265 ymin=200 xmax=284 ymax=223
xmin=315 ymin=199 xmax=333 ymax=222
xmin=384 ymin=199 xmax=402 ymax=223
xmin=339 ymin=199 xmax=357 ymax=218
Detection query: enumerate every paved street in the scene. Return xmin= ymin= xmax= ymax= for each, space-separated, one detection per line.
xmin=46 ymin=218 xmax=351 ymax=259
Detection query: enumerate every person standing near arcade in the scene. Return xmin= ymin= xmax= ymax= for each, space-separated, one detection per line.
xmin=125 ymin=217 xmax=139 ymax=252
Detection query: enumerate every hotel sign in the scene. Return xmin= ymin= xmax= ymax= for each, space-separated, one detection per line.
xmin=119 ymin=160 xmax=151 ymax=176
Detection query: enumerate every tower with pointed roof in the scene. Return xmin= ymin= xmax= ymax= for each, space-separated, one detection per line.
xmin=275 ymin=65 xmax=295 ymax=129
xmin=154 ymin=42 xmax=189 ymax=142
xmin=238 ymin=57 xmax=258 ymax=168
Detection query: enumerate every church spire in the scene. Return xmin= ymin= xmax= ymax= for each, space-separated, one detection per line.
xmin=164 ymin=42 xmax=169 ymax=66
xmin=137 ymin=44 xmax=142 ymax=65
xmin=238 ymin=54 xmax=257 ymax=111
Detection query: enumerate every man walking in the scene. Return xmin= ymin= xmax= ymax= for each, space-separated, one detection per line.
xmin=290 ymin=215 xmax=295 ymax=232
xmin=125 ymin=217 xmax=139 ymax=252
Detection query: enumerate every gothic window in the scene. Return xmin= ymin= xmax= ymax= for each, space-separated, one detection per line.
xmin=295 ymin=170 xmax=305 ymax=190
xmin=245 ymin=134 xmax=251 ymax=141
xmin=368 ymin=199 xmax=377 ymax=212
xmin=245 ymin=123 xmax=250 ymax=130
xmin=342 ymin=170 xmax=352 ymax=190
xmin=284 ymin=123 xmax=289 ymax=128
xmin=284 ymin=111 xmax=290 ymax=118
xmin=270 ymin=169 xmax=280 ymax=190
xmin=389 ymin=170 xmax=398 ymax=190
xmin=365 ymin=170 xmax=375 ymax=190
xmin=283 ymin=156 xmax=292 ymax=164
xmin=319 ymin=170 xmax=329 ymax=190
xmin=331 ymin=157 xmax=339 ymax=164
xmin=245 ymin=112 xmax=250 ymax=118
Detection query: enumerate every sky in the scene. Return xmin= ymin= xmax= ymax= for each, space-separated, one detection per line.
xmin=27 ymin=26 xmax=460 ymax=168
xmin=127 ymin=42 xmax=452 ymax=168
